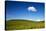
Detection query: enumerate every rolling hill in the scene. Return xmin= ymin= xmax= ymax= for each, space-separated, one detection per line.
xmin=6 ymin=19 xmax=45 ymax=30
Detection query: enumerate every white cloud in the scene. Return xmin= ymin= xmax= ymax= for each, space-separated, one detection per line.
xmin=35 ymin=19 xmax=44 ymax=21
xmin=28 ymin=6 xmax=37 ymax=12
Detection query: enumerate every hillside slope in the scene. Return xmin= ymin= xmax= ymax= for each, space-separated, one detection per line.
xmin=6 ymin=19 xmax=45 ymax=30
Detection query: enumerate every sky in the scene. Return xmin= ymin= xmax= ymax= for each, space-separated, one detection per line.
xmin=6 ymin=1 xmax=44 ymax=21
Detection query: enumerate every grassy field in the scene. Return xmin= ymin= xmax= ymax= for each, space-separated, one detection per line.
xmin=6 ymin=19 xmax=45 ymax=30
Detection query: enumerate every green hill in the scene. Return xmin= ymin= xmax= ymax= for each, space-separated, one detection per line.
xmin=6 ymin=19 xmax=45 ymax=30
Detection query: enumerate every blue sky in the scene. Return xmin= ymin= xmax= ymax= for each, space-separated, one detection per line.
xmin=6 ymin=1 xmax=44 ymax=21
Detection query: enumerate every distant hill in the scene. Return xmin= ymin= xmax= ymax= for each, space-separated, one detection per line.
xmin=6 ymin=19 xmax=45 ymax=30
xmin=6 ymin=19 xmax=44 ymax=22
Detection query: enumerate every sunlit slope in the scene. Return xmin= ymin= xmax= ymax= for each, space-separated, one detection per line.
xmin=6 ymin=19 xmax=45 ymax=30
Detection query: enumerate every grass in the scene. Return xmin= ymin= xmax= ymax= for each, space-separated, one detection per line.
xmin=6 ymin=19 xmax=45 ymax=30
